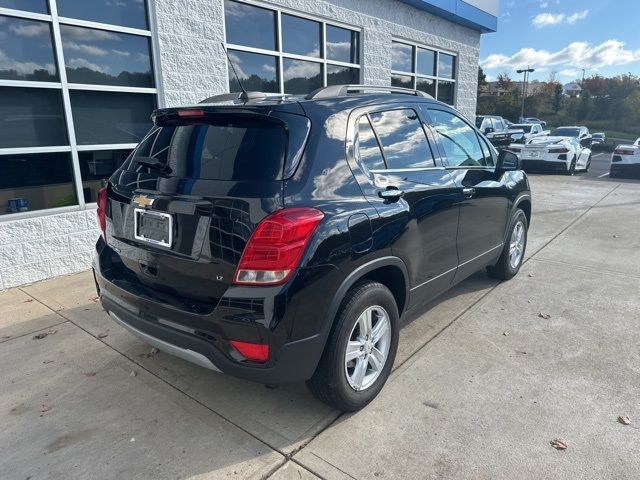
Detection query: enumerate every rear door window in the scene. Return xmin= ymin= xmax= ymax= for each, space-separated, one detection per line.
xmin=356 ymin=116 xmax=386 ymax=172
xmin=128 ymin=117 xmax=287 ymax=181
xmin=368 ymin=108 xmax=435 ymax=169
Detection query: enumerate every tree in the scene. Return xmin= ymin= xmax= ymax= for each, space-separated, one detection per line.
xmin=553 ymin=83 xmax=563 ymax=113
xmin=477 ymin=66 xmax=488 ymax=95
xmin=497 ymin=72 xmax=514 ymax=92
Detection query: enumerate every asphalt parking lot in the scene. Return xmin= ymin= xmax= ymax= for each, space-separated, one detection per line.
xmin=1 ymin=166 xmax=639 ymax=480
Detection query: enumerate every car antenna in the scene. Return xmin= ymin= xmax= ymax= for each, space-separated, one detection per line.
xmin=221 ymin=42 xmax=249 ymax=103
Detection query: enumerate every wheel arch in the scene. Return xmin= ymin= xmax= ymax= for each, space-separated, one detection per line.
xmin=515 ymin=195 xmax=532 ymax=227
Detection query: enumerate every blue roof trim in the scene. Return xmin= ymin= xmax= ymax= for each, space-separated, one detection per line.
xmin=397 ymin=0 xmax=498 ymax=33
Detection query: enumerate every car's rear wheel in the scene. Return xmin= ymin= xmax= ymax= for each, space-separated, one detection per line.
xmin=307 ymin=281 xmax=399 ymax=411
xmin=487 ymin=208 xmax=528 ymax=281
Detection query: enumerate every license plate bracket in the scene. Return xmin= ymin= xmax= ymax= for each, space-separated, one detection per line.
xmin=134 ymin=208 xmax=173 ymax=248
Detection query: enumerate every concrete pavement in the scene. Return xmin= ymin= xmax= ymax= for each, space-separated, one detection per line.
xmin=1 ymin=172 xmax=638 ymax=479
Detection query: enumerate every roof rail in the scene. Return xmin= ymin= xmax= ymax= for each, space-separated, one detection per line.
xmin=306 ymin=84 xmax=433 ymax=100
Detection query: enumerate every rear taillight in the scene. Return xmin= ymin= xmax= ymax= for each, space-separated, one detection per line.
xmin=177 ymin=109 xmax=206 ymax=118
xmin=233 ymin=207 xmax=324 ymax=286
xmin=549 ymin=147 xmax=570 ymax=154
xmin=96 ymin=187 xmax=107 ymax=242
xmin=614 ymin=148 xmax=636 ymax=155
xmin=230 ymin=340 xmax=269 ymax=363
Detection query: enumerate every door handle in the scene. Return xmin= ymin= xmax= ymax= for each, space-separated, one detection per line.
xmin=463 ymin=187 xmax=476 ymax=198
xmin=378 ymin=187 xmax=404 ymax=202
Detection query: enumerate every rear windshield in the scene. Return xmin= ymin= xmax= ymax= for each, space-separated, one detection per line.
xmin=550 ymin=128 xmax=580 ymax=137
xmin=127 ymin=118 xmax=287 ymax=181
xmin=513 ymin=125 xmax=532 ymax=133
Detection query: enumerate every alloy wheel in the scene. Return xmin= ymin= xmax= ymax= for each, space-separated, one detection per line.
xmin=344 ymin=305 xmax=392 ymax=391
xmin=509 ymin=220 xmax=525 ymax=269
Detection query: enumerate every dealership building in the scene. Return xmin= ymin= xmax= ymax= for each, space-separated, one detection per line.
xmin=0 ymin=0 xmax=497 ymax=290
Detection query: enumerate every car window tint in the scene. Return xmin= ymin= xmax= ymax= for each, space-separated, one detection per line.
xmin=356 ymin=116 xmax=386 ymax=172
xmin=368 ymin=109 xmax=435 ymax=169
xmin=478 ymin=136 xmax=495 ymax=167
xmin=429 ymin=109 xmax=489 ymax=167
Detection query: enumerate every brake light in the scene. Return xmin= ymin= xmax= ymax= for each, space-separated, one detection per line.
xmin=96 ymin=187 xmax=107 ymax=242
xmin=230 ymin=340 xmax=269 ymax=363
xmin=177 ymin=109 xmax=206 ymax=118
xmin=233 ymin=208 xmax=324 ymax=285
xmin=548 ymin=147 xmax=569 ymax=154
xmin=614 ymin=148 xmax=636 ymax=155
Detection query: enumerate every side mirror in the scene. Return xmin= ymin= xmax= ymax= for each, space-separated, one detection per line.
xmin=580 ymin=136 xmax=592 ymax=147
xmin=497 ymin=150 xmax=520 ymax=172
xmin=484 ymin=127 xmax=494 ymax=134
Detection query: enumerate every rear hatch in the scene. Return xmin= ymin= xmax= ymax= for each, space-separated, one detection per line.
xmin=103 ymin=105 xmax=310 ymax=310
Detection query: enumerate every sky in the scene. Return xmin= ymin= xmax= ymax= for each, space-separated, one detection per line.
xmin=480 ymin=0 xmax=640 ymax=84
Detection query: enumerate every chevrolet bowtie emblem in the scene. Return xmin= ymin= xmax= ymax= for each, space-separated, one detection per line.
xmin=133 ymin=194 xmax=155 ymax=208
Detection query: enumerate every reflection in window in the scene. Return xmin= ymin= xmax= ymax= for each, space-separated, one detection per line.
xmin=57 ymin=0 xmax=148 ymax=30
xmin=0 ymin=16 xmax=57 ymax=82
xmin=438 ymin=53 xmax=456 ymax=79
xmin=61 ymin=25 xmax=153 ymax=87
xmin=0 ymin=0 xmax=47 ymax=13
xmin=391 ymin=74 xmax=413 ymax=89
xmin=283 ymin=58 xmax=322 ymax=94
xmin=282 ymin=14 xmax=320 ymax=57
xmin=437 ymin=80 xmax=455 ymax=105
xmin=391 ymin=42 xmax=413 ymax=72
xmin=227 ymin=50 xmax=278 ymax=93
xmin=327 ymin=65 xmax=359 ymax=86
xmin=416 ymin=78 xmax=435 ymax=97
xmin=417 ymin=48 xmax=436 ymax=76
xmin=0 ymin=87 xmax=68 ymax=148
xmin=429 ymin=110 xmax=487 ymax=167
xmin=369 ymin=109 xmax=434 ymax=169
xmin=79 ymin=149 xmax=131 ymax=203
xmin=224 ymin=0 xmax=276 ymax=50
xmin=357 ymin=116 xmax=385 ymax=172
xmin=326 ymin=25 xmax=359 ymax=64
xmin=0 ymin=152 xmax=77 ymax=214
xmin=69 ymin=91 xmax=155 ymax=145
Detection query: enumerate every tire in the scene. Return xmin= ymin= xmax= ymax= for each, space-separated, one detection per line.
xmin=565 ymin=157 xmax=576 ymax=175
xmin=585 ymin=154 xmax=592 ymax=172
xmin=307 ymin=281 xmax=399 ymax=412
xmin=487 ymin=209 xmax=528 ymax=281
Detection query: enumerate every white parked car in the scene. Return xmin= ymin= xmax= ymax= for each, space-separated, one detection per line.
xmin=509 ymin=136 xmax=592 ymax=175
xmin=508 ymin=123 xmax=544 ymax=143
xmin=610 ymin=138 xmax=640 ymax=177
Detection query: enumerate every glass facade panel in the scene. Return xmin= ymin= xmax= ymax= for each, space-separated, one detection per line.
xmin=1 ymin=152 xmax=77 ymax=215
xmin=0 ymin=16 xmax=58 ymax=82
xmin=437 ymin=80 xmax=455 ymax=105
xmin=282 ymin=14 xmax=320 ymax=57
xmin=57 ymin=0 xmax=148 ymax=29
xmin=0 ymin=0 xmax=47 ymax=13
xmin=326 ymin=65 xmax=359 ymax=86
xmin=283 ymin=58 xmax=322 ymax=94
xmin=224 ymin=0 xmax=276 ymax=51
xmin=70 ymin=91 xmax=155 ymax=145
xmin=391 ymin=74 xmax=413 ymax=89
xmin=391 ymin=42 xmax=413 ymax=72
xmin=416 ymin=78 xmax=435 ymax=97
xmin=326 ymin=25 xmax=359 ymax=64
xmin=61 ymin=25 xmax=153 ymax=87
xmin=227 ymin=50 xmax=278 ymax=93
xmin=79 ymin=149 xmax=131 ymax=203
xmin=416 ymin=48 xmax=436 ymax=76
xmin=0 ymin=87 xmax=68 ymax=148
xmin=439 ymin=53 xmax=456 ymax=79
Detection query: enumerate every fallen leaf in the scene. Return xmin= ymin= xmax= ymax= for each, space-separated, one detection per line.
xmin=130 ymin=370 xmax=137 ymax=377
xmin=84 ymin=372 xmax=96 ymax=377
xmin=40 ymin=404 xmax=51 ymax=413
xmin=140 ymin=347 xmax=159 ymax=358
xmin=42 ymin=360 xmax=54 ymax=364
xmin=89 ymin=296 xmax=99 ymax=302
xmin=538 ymin=312 xmax=551 ymax=320
xmin=503 ymin=331 xmax=510 ymax=336
xmin=613 ymin=234 xmax=619 ymax=238
xmin=550 ymin=439 xmax=568 ymax=450
xmin=32 ymin=329 xmax=57 ymax=340
xmin=3 ymin=335 xmax=11 ymax=339
xmin=97 ymin=331 xmax=109 ymax=339
xmin=527 ymin=273 xmax=533 ymax=278
xmin=618 ymin=415 xmax=631 ymax=425
xmin=130 ymin=437 xmax=135 ymax=442
xmin=23 ymin=299 xmax=34 ymax=303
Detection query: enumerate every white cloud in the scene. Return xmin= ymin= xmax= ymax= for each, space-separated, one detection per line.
xmin=539 ymin=1 xmax=549 ymax=8
xmin=63 ymin=41 xmax=109 ymax=57
xmin=567 ymin=10 xmax=589 ymax=24
xmin=0 ymin=49 xmax=55 ymax=75
xmin=532 ymin=9 xmax=588 ymax=28
xmin=111 ymin=49 xmax=130 ymax=57
xmin=481 ymin=39 xmax=640 ymax=71
xmin=559 ymin=69 xmax=579 ymax=78
xmin=67 ymin=57 xmax=110 ymax=73
xmin=10 ymin=23 xmax=49 ymax=38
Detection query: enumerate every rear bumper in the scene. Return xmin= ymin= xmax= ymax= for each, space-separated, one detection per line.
xmin=520 ymin=159 xmax=568 ymax=172
xmin=610 ymin=163 xmax=640 ymax=176
xmin=93 ymin=240 xmax=341 ymax=384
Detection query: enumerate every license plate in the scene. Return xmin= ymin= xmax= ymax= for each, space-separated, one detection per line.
xmin=526 ymin=151 xmax=540 ymax=158
xmin=134 ymin=208 xmax=172 ymax=247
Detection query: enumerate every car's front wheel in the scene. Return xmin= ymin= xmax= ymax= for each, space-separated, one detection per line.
xmin=487 ymin=208 xmax=528 ymax=280
xmin=565 ymin=157 xmax=577 ymax=175
xmin=307 ymin=281 xmax=399 ymax=411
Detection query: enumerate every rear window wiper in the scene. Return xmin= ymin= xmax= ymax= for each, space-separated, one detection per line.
xmin=135 ymin=156 xmax=172 ymax=174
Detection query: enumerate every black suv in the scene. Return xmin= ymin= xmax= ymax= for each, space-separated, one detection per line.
xmin=93 ymin=85 xmax=531 ymax=411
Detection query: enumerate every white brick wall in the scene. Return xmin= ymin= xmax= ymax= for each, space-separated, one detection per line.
xmin=152 ymin=0 xmax=481 ymax=118
xmin=0 ymin=210 xmax=99 ymax=290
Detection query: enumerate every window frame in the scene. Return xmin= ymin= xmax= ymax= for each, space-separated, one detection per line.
xmin=223 ymin=0 xmax=362 ymax=94
xmin=426 ymin=108 xmax=497 ymax=170
xmin=0 ymin=0 xmax=162 ymax=220
xmin=391 ymin=39 xmax=458 ymax=106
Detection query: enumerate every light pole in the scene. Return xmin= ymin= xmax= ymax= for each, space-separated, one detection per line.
xmin=517 ymin=67 xmax=535 ymax=121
